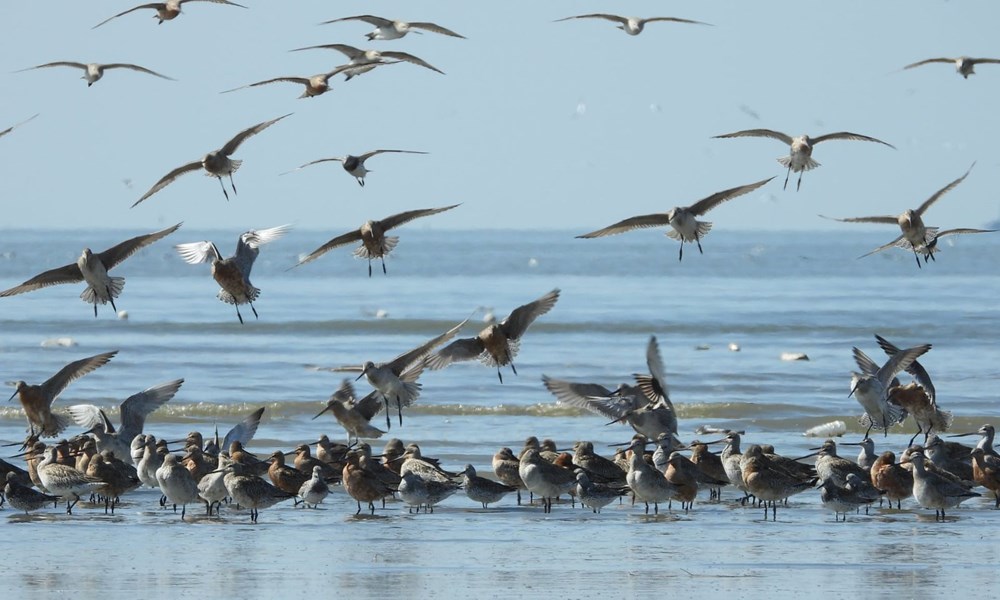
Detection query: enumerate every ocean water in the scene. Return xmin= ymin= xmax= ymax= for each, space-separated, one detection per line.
xmin=1 ymin=228 xmax=999 ymax=599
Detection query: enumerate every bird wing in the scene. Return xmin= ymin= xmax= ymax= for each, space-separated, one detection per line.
xmin=409 ymin=21 xmax=466 ymax=38
xmin=378 ymin=204 xmax=459 ymax=232
xmin=98 ymin=222 xmax=183 ymax=269
xmin=852 ymin=347 xmax=880 ymax=377
xmin=810 ymin=132 xmax=895 ymax=149
xmin=576 ymin=213 xmax=671 ymax=238
xmin=874 ymin=335 xmax=935 ymax=403
xmin=425 ymin=336 xmax=486 ymax=370
xmin=132 ymin=159 xmax=203 ymax=207
xmin=358 ymin=149 xmax=430 ymax=162
xmin=330 ymin=379 xmax=356 ymax=403
xmin=103 ymin=63 xmax=175 ymax=80
xmin=902 ymin=58 xmax=956 ymax=70
xmin=119 ymin=378 xmax=184 ymax=437
xmin=933 ymin=227 xmax=997 ymax=239
xmin=19 ymin=61 xmax=88 ymax=72
xmin=819 ymin=214 xmax=897 ymax=225
xmin=320 ymin=14 xmax=393 ymax=27
xmin=0 ymin=113 xmax=39 ymax=138
xmin=354 ymin=389 xmax=385 ymax=420
xmin=578 ymin=393 xmax=643 ymax=421
xmin=182 ymin=0 xmax=247 ymax=7
xmin=915 ymin=163 xmax=974 ymax=216
xmin=640 ymin=335 xmax=670 ymax=402
xmin=223 ymin=407 xmax=265 ymax=449
xmin=686 ymin=176 xmax=774 ymax=216
xmin=290 ymin=43 xmax=363 ymax=59
xmin=541 ymin=375 xmax=616 ymax=404
xmin=0 ymin=262 xmax=83 ymax=297
xmin=876 ymin=344 xmax=931 ymax=387
xmin=379 ymin=51 xmax=444 ymax=74
xmin=218 ymin=113 xmax=291 ymax=157
xmin=554 ymin=13 xmax=628 ymax=26
xmin=642 ymin=17 xmax=713 ymax=26
xmin=174 ymin=240 xmax=222 ymax=265
xmin=969 ymin=58 xmax=1000 ymax=66
xmin=500 ymin=288 xmax=560 ymax=340
xmin=235 ymin=224 xmax=291 ymax=275
xmin=291 ymin=228 xmax=364 ymax=268
xmin=66 ymin=404 xmax=115 ymax=434
xmin=281 ymin=157 xmax=344 ymax=175
xmin=857 ymin=235 xmax=905 ymax=259
xmin=713 ymin=128 xmax=794 ymax=145
xmin=40 ymin=350 xmax=118 ymax=403
xmin=221 ymin=78 xmax=308 ymax=93
xmin=387 ymin=319 xmax=469 ymax=373
xmin=92 ymin=4 xmax=164 ymax=29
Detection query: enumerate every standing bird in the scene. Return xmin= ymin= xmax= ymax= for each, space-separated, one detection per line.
xmin=37 ymin=447 xmax=105 ymax=513
xmin=93 ymin=0 xmax=247 ymax=29
xmin=8 ymin=351 xmax=117 ymax=439
xmin=492 ymin=447 xmax=526 ymax=505
xmin=298 ymin=465 xmax=331 ymax=508
xmin=553 ymin=14 xmax=712 ymax=35
xmin=283 ymin=149 xmax=428 ymax=187
xmin=4 ymin=472 xmax=60 ymax=514
xmin=291 ymin=43 xmax=445 ymax=76
xmin=133 ymin=114 xmax=290 ymax=207
xmin=904 ymin=56 xmax=1000 ymax=78
xmin=320 ymin=15 xmax=466 ymax=40
xmin=222 ymin=461 xmax=295 ymax=524
xmin=290 ymin=205 xmax=458 ymax=275
xmin=0 ymin=223 xmax=182 ymax=316
xmin=326 ymin=319 xmax=468 ymax=428
xmin=155 ymin=454 xmax=200 ymax=519
xmin=312 ymin=379 xmax=385 ymax=443
xmin=850 ymin=342 xmax=931 ymax=438
xmin=459 ymin=464 xmax=517 ymax=508
xmin=713 ymin=129 xmax=894 ymax=191
xmin=221 ymin=63 xmax=391 ymax=99
xmin=578 ymin=178 xmax=772 ymax=260
xmin=427 ymin=289 xmax=560 ymax=383
xmin=905 ymin=451 xmax=979 ymax=521
xmin=174 ymin=225 xmax=291 ymax=324
xmin=16 ymin=61 xmax=174 ymax=87
xmin=0 ymin=113 xmax=39 ymax=139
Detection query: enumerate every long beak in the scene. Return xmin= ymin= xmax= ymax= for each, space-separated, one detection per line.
xmin=793 ymin=450 xmax=820 ymax=461
xmin=608 ymin=439 xmax=650 ymax=448
xmin=312 ymin=405 xmax=332 ymax=420
xmin=947 ymin=432 xmax=979 ymax=438
xmin=701 ymin=438 xmax=728 ymax=445
xmin=839 ymin=441 xmax=865 ymax=447
xmin=7 ymin=390 xmax=17 ymax=402
xmin=355 ymin=371 xmax=366 ymax=382
xmin=848 ymin=380 xmax=860 ymax=398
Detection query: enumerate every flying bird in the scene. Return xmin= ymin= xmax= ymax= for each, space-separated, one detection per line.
xmin=554 ymin=14 xmax=712 ymax=35
xmin=904 ymin=56 xmax=1000 ymax=78
xmin=174 ymin=225 xmax=291 ymax=324
xmin=16 ymin=61 xmax=174 ymax=87
xmin=713 ymin=129 xmax=894 ymax=191
xmin=0 ymin=114 xmax=39 ymax=139
xmin=291 ymin=204 xmax=459 ymax=275
xmin=320 ymin=15 xmax=466 ymax=40
xmin=577 ymin=177 xmax=773 ymax=260
xmin=133 ymin=114 xmax=290 ymax=207
xmin=221 ymin=63 xmax=393 ymax=99
xmin=93 ymin=0 xmax=247 ymax=29
xmin=312 ymin=379 xmax=386 ymax=443
xmin=850 ymin=342 xmax=931 ymax=438
xmin=290 ymin=43 xmax=445 ymax=76
xmin=281 ymin=149 xmax=427 ymax=187
xmin=0 ymin=223 xmax=182 ymax=316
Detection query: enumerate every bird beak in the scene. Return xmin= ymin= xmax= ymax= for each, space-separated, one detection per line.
xmin=312 ymin=405 xmax=332 ymax=420
xmin=355 ymin=371 xmax=366 ymax=382
xmin=7 ymin=390 xmax=17 ymax=402
xmin=793 ymin=451 xmax=820 ymax=461
xmin=701 ymin=438 xmax=728 ymax=445
xmin=848 ymin=380 xmax=860 ymax=398
xmin=947 ymin=432 xmax=978 ymax=438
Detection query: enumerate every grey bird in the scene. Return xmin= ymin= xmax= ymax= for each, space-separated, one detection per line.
xmin=312 ymin=379 xmax=385 ymax=443
xmin=320 ymin=14 xmax=466 ymax=41
xmin=290 ymin=43 xmax=445 ymax=76
xmin=904 ymin=56 xmax=1000 ymax=78
xmin=17 ymin=61 xmax=174 ymax=86
xmin=93 ymin=0 xmax=247 ymax=29
xmin=282 ymin=149 xmax=428 ymax=187
xmin=850 ymin=342 xmax=931 ymax=438
xmin=554 ymin=14 xmax=712 ymax=35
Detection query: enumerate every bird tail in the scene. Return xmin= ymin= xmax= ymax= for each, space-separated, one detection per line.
xmin=777 ymin=155 xmax=820 ymax=171
xmin=218 ymin=285 xmax=259 ymax=305
xmin=79 ymin=277 xmax=125 ymax=305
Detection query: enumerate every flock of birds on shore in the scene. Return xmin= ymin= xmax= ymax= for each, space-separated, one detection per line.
xmin=2 ymin=4 xmax=999 ymax=524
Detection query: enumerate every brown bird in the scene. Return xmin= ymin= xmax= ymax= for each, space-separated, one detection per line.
xmin=870 ymin=450 xmax=912 ymax=509
xmin=342 ymin=451 xmax=395 ymax=514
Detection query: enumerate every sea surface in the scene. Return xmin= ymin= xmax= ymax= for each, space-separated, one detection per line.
xmin=1 ymin=228 xmax=998 ymax=599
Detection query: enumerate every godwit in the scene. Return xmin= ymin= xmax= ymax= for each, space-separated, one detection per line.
xmin=8 ymin=351 xmax=117 ymax=439
xmin=381 ymin=438 xmax=405 ymax=474
xmin=17 ymin=61 xmax=174 ymax=86
xmin=518 ymin=448 xmax=575 ymax=513
xmin=327 ymin=319 xmax=467 ymax=428
xmin=574 ymin=470 xmax=627 ymax=513
xmin=67 ymin=379 xmax=183 ymax=462
xmin=292 ymin=444 xmax=339 ymax=481
xmin=291 ymin=43 xmax=445 ymax=76
xmin=36 ymin=446 xmax=104 ymax=513
xmin=624 ymin=439 xmax=676 ymax=514
xmin=0 ymin=113 xmax=39 ymax=139
xmin=819 ymin=473 xmax=881 ymax=521
xmin=713 ymin=129 xmax=894 ymax=191
xmin=133 ymin=114 xmax=290 ymax=206
xmin=342 ymin=450 xmax=395 ymax=514
xmin=571 ymin=441 xmax=627 ymax=486
xmin=850 ymin=342 xmax=931 ymax=437
xmin=577 ymin=178 xmax=773 ymax=260
xmin=298 ymin=466 xmax=330 ymax=508
xmin=740 ymin=445 xmax=816 ymax=521
xmin=267 ymin=451 xmax=310 ymax=495
xmin=870 ymin=451 xmax=912 ymax=509
xmin=354 ymin=443 xmax=400 ymax=505
xmin=554 ymin=14 xmax=711 ymax=35
xmin=459 ymin=464 xmax=517 ymax=508
xmin=544 ymin=378 xmax=651 ymax=434
xmin=875 ymin=336 xmax=951 ymax=445
xmin=221 ymin=63 xmax=390 ymax=99
xmin=290 ymin=205 xmax=457 ymax=275
xmin=924 ymin=434 xmax=974 ymax=484
xmin=397 ymin=444 xmax=458 ymax=483
xmin=492 ymin=447 xmax=526 ymax=505
xmin=688 ymin=441 xmax=728 ymax=500
xmin=803 ymin=439 xmax=868 ymax=487
xmin=428 ymin=289 xmax=560 ymax=383
xmin=904 ymin=450 xmax=979 ymax=521
xmin=904 ymin=56 xmax=1000 ymax=78
xmin=87 ymin=451 xmax=141 ymax=513
xmin=222 ymin=461 xmax=295 ymax=523
xmin=0 ymin=223 xmax=181 ymax=316
xmin=198 ymin=455 xmax=229 ymax=516
xmin=92 ymin=0 xmax=247 ymax=29
xmin=320 ymin=15 xmax=466 ymax=40
xmin=175 ymin=224 xmax=291 ymax=324
xmin=155 ymin=454 xmax=200 ymax=519
xmin=312 ymin=380 xmax=385 ymax=443
xmin=282 ymin=149 xmax=429 ymax=188
xmin=919 ymin=227 xmax=997 ymax=263
xmin=970 ymin=448 xmax=1000 ymax=508
xmin=398 ymin=471 xmax=460 ymax=513
xmin=949 ymin=424 xmax=999 ymax=457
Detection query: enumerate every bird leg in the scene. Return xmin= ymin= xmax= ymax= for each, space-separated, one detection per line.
xmin=383 ymin=397 xmax=392 ymax=430
xmin=677 ymin=241 xmax=684 ymax=262
xmin=93 ymin=302 xmax=98 ymax=318
xmin=912 ymin=250 xmax=922 ymax=269
xmin=229 ymin=173 xmax=238 ymax=197
xmin=107 ymin=289 xmax=118 ymax=313
xmin=249 ymin=300 xmax=259 ymax=320
xmin=381 ymin=257 xmax=387 ymax=275
xmin=218 ymin=177 xmax=230 ymax=201
xmin=796 ymin=171 xmax=803 ymax=192
xmin=367 ymin=259 xmax=373 ymax=278
xmin=908 ymin=423 xmax=923 ymax=448
xmin=864 ymin=422 xmax=874 ymax=440
xmin=695 ymin=233 xmax=704 ymax=255
xmin=496 ymin=368 xmax=504 ymax=384
xmin=356 ymin=178 xmax=365 ymax=187
xmin=783 ymin=166 xmax=791 ymax=190
xmin=235 ymin=305 xmax=244 ymax=325
xmin=395 ymin=395 xmax=403 ymax=426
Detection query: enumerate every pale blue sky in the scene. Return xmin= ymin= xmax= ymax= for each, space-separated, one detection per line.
xmin=0 ymin=0 xmax=997 ymax=232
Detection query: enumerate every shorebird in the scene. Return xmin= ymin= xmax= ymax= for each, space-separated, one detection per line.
xmin=291 ymin=43 xmax=444 ymax=76
xmin=93 ymin=0 xmax=247 ymax=29
xmin=970 ymin=448 xmax=1000 ymax=508
xmin=342 ymin=450 xmax=395 ymax=514
xmin=17 ymin=61 xmax=173 ymax=86
xmin=577 ymin=178 xmax=773 ymax=260
xmin=0 ymin=113 xmax=39 ymax=139
xmin=398 ymin=471 xmax=460 ymax=513
xmin=8 ymin=351 xmax=117 ymax=439
xmin=904 ymin=56 xmax=1000 ymax=78
xmin=327 ymin=319 xmax=467 ymax=428
xmin=924 ymin=434 xmax=974 ymax=484
xmin=312 ymin=379 xmax=385 ymax=443
xmin=804 ymin=439 xmax=868 ymax=487
xmin=949 ymin=424 xmax=999 ymax=457
xmin=624 ymin=439 xmax=677 ymax=514
xmin=918 ymin=227 xmax=997 ymax=264
xmin=0 ymin=223 xmax=181 ymax=316
xmin=819 ymin=474 xmax=881 ymax=521
xmin=221 ymin=63 xmax=390 ymax=99
xmin=267 ymin=451 xmax=310 ymax=495
xmin=155 ymin=454 xmax=200 ymax=519
xmin=841 ymin=437 xmax=877 ymax=472
xmin=870 ymin=450 xmax=912 ymax=509
xmin=298 ymin=466 xmax=330 ymax=508
xmin=904 ymin=450 xmax=979 ymax=521
xmin=4 ymin=472 xmax=60 ymax=514
xmin=67 ymin=379 xmax=183 ymax=462
xmin=175 ymin=224 xmax=291 ymax=324
xmin=320 ymin=15 xmax=466 ymax=40
xmin=427 ymin=289 xmax=560 ymax=383
xmin=290 ymin=205 xmax=457 ymax=275
xmin=37 ymin=446 xmax=104 ymax=513
xmin=874 ymin=335 xmax=951 ymax=444
xmin=554 ymin=14 xmax=712 ymax=35
xmin=222 ymin=461 xmax=294 ymax=523
xmin=133 ymin=113 xmax=290 ymax=207
xmin=198 ymin=455 xmax=230 ymax=516
xmin=688 ymin=441 xmax=729 ymax=500
xmin=740 ymin=445 xmax=816 ymax=521
xmin=459 ymin=464 xmax=516 ymax=508
xmin=574 ymin=470 xmax=626 ymax=513
xmin=282 ymin=149 xmax=428 ymax=188
xmin=519 ymin=448 xmax=575 ymax=513
xmin=572 ymin=441 xmax=627 ymax=485
xmin=713 ymin=129 xmax=894 ymax=191
xmin=492 ymin=447 xmax=526 ymax=505
xmin=850 ymin=342 xmax=931 ymax=438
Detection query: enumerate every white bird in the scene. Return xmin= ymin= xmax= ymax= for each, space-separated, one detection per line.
xmin=713 ymin=129 xmax=894 ymax=191
xmin=17 ymin=61 xmax=174 ymax=87
xmin=93 ymin=0 xmax=247 ymax=29
xmin=174 ymin=225 xmax=291 ymax=324
xmin=554 ymin=14 xmax=712 ymax=36
xmin=155 ymin=454 xmax=200 ymax=519
xmin=320 ymin=14 xmax=466 ymax=41
xmin=577 ymin=178 xmax=773 ymax=260
xmin=298 ymin=465 xmax=330 ymax=508
xmin=904 ymin=56 xmax=1000 ymax=79
xmin=290 ymin=43 xmax=445 ymax=76
xmin=133 ymin=114 xmax=290 ymax=207
xmin=850 ymin=342 xmax=931 ymax=438
xmin=221 ymin=63 xmax=392 ymax=99
xmin=282 ymin=149 xmax=428 ymax=188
